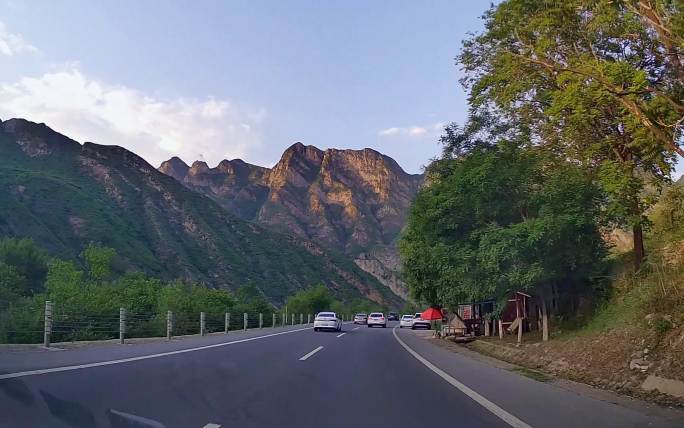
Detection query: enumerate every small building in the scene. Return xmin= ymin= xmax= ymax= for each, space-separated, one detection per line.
xmin=456 ymin=291 xmax=537 ymax=336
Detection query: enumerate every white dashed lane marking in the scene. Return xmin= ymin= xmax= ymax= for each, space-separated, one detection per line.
xmin=299 ymin=346 xmax=324 ymax=361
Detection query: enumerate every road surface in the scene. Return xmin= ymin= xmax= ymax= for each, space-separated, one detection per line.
xmin=1 ymin=322 xmax=682 ymax=427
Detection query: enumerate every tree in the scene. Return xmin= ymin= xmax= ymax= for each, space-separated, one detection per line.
xmin=82 ymin=244 xmax=116 ymax=281
xmin=459 ymin=0 xmax=684 ymax=269
xmin=0 ymin=263 xmax=24 ymax=302
xmin=285 ymin=285 xmax=335 ymax=316
xmin=0 ymin=238 xmax=48 ymax=296
xmin=400 ymin=142 xmax=607 ymax=338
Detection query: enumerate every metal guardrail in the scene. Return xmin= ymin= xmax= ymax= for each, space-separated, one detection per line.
xmin=0 ymin=300 xmax=353 ymax=346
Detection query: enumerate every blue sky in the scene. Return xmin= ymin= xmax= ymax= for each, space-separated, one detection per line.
xmin=0 ymin=0 xmax=492 ymax=173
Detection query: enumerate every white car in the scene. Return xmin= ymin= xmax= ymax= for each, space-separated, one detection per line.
xmin=399 ymin=314 xmax=414 ymax=328
xmin=411 ymin=312 xmax=431 ymax=329
xmin=313 ymin=312 xmax=342 ymax=332
xmin=367 ymin=312 xmax=387 ymax=328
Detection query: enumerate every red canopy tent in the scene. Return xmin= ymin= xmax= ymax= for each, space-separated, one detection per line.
xmin=420 ymin=307 xmax=443 ymax=320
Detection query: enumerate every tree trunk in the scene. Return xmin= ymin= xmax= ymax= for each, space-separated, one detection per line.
xmin=633 ymin=223 xmax=645 ymax=271
xmin=541 ymin=296 xmax=549 ymax=342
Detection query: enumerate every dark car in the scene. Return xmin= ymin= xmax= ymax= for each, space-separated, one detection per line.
xmin=388 ymin=312 xmax=399 ymax=321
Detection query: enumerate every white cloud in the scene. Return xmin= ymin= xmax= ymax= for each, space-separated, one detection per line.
xmin=0 ymin=21 xmax=38 ymax=56
xmin=0 ymin=68 xmax=265 ymax=167
xmin=378 ymin=122 xmax=445 ymax=138
xmin=379 ymin=127 xmax=401 ymax=136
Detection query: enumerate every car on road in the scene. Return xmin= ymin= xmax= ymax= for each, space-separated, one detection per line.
xmin=411 ymin=313 xmax=431 ymax=330
xmin=387 ymin=312 xmax=399 ymax=321
xmin=314 ymin=312 xmax=342 ymax=332
xmin=399 ymin=314 xmax=414 ymax=328
xmin=367 ymin=312 xmax=387 ymax=328
xmin=353 ymin=313 xmax=368 ymax=324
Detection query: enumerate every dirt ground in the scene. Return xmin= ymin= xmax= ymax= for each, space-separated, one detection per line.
xmin=450 ymin=326 xmax=684 ymax=408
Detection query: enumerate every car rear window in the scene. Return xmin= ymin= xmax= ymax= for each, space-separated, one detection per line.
xmin=355 ymin=313 xmax=366 ymax=317
xmin=369 ymin=313 xmax=383 ymax=317
xmin=402 ymin=315 xmax=413 ymax=319
xmin=318 ymin=312 xmax=335 ymax=318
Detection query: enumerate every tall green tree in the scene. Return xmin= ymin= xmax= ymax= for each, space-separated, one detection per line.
xmin=459 ymin=0 xmax=684 ymax=269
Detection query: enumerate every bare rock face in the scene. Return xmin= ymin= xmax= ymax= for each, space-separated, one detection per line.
xmin=159 ymin=142 xmax=423 ymax=300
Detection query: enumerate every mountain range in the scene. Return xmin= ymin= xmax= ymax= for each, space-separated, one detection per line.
xmin=0 ymin=118 xmax=407 ymax=306
xmin=159 ymin=143 xmax=423 ymax=299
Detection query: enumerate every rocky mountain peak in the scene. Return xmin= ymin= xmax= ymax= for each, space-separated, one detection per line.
xmin=268 ymin=143 xmax=325 ymax=189
xmin=216 ymin=158 xmax=260 ymax=176
xmin=159 ymin=156 xmax=190 ymax=182
xmin=1 ymin=117 xmax=81 ymax=157
xmin=189 ymin=160 xmax=210 ymax=174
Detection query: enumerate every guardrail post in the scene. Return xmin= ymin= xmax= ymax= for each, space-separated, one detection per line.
xmin=200 ymin=311 xmax=206 ymax=336
xmin=307 ymin=314 xmax=311 ymax=324
xmin=272 ymin=313 xmax=276 ymax=328
xmin=282 ymin=312 xmax=286 ymax=327
xmin=43 ymin=300 xmax=52 ymax=348
xmin=119 ymin=307 xmax=126 ymax=344
xmin=243 ymin=313 xmax=247 ymax=331
xmin=166 ymin=310 xmax=173 ymax=340
xmin=225 ymin=312 xmax=230 ymax=334
xmin=299 ymin=313 xmax=303 ymax=325
xmin=291 ymin=313 xmax=294 ymax=326
xmin=259 ymin=313 xmax=263 ymax=329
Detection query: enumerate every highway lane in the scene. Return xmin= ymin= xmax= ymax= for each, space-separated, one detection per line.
xmin=1 ymin=322 xmax=682 ymax=427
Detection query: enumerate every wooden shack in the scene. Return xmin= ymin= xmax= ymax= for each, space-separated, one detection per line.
xmin=457 ymin=291 xmax=538 ymax=338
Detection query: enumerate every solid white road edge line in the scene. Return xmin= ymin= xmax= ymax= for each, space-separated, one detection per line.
xmin=299 ymin=346 xmax=324 ymax=361
xmin=392 ymin=327 xmax=531 ymax=428
xmin=203 ymin=424 xmax=221 ymax=428
xmin=0 ymin=327 xmax=313 ymax=380
xmin=336 ymin=332 xmax=346 ymax=338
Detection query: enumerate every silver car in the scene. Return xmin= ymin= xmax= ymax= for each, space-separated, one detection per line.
xmin=313 ymin=312 xmax=342 ymax=332
xmin=353 ymin=313 xmax=368 ymax=324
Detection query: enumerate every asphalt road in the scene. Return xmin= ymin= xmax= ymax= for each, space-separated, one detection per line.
xmin=0 ymin=322 xmax=682 ymax=428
